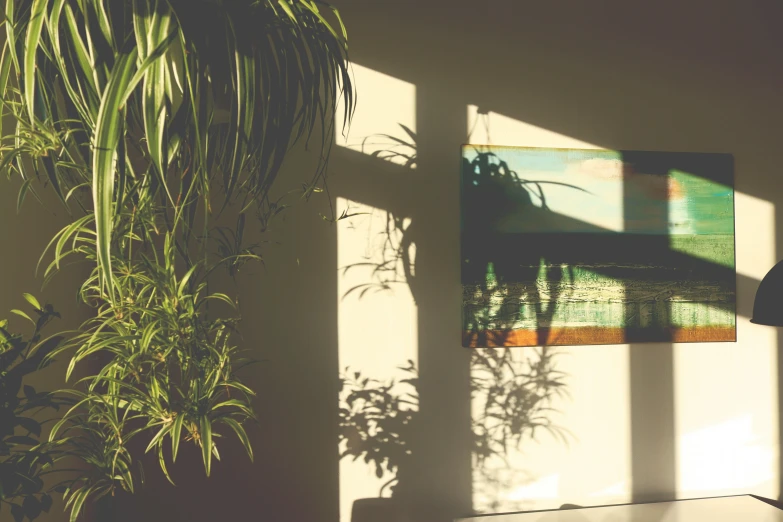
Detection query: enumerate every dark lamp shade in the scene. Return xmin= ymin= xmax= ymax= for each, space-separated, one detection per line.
xmin=751 ymin=260 xmax=783 ymax=326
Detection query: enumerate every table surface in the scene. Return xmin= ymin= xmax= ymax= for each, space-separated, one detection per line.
xmin=457 ymin=495 xmax=783 ymax=522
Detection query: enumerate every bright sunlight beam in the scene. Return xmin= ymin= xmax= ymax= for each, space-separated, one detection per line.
xmin=466 ymin=106 xmax=632 ymax=514
xmin=471 ymin=345 xmax=633 ymax=513
xmin=675 ymin=336 xmax=779 ymax=498
xmin=336 ymin=64 xmax=417 ymax=167
xmin=735 ymin=191 xmax=776 ymax=282
xmin=673 ymin=187 xmax=778 ymax=499
xmin=467 ymin=105 xmax=623 ymax=233
xmin=337 ymin=198 xmax=418 ymax=522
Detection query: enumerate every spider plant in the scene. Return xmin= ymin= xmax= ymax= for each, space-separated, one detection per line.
xmin=1 ymin=0 xmax=354 ymax=520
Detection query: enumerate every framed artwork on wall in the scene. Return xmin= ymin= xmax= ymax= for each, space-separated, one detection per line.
xmin=461 ymin=146 xmax=735 ymax=347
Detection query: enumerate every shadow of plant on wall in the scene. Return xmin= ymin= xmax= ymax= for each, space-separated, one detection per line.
xmin=340 ymin=128 xmax=589 ymax=348
xmin=338 ymin=348 xmax=569 ymax=514
xmin=337 ymin=126 xmax=593 ymax=518
xmin=461 ymin=147 xmax=594 ymax=348
xmin=358 ymin=123 xmax=418 ymax=170
xmin=470 ymin=347 xmax=570 ymax=512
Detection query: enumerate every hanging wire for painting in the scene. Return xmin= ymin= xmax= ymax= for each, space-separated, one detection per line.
xmin=467 ymin=106 xmax=493 ymax=152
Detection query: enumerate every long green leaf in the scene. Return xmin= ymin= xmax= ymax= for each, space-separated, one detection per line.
xmin=125 ymin=28 xmax=178 ymax=100
xmin=200 ymin=416 xmax=212 ymax=477
xmin=24 ymin=0 xmax=48 ymax=123
xmin=171 ymin=411 xmax=185 ymax=461
xmin=92 ymin=50 xmax=137 ymax=302
xmin=63 ymin=4 xmax=100 ymax=98
xmin=16 ymin=176 xmax=33 ymax=213
xmin=158 ymin=443 xmax=175 ymax=486
xmin=93 ymin=0 xmax=115 ymax=51
xmin=22 ymin=292 xmax=41 ymax=310
xmin=132 ymin=0 xmax=150 ymax=58
xmin=0 ymin=41 xmax=12 ymax=138
xmin=68 ymin=487 xmax=89 ymax=522
xmin=47 ymin=0 xmax=96 ymax=126
xmin=221 ymin=417 xmax=253 ymax=462
xmin=4 ymin=1 xmax=19 ymax=74
xmin=138 ymin=10 xmax=175 ymax=200
xmin=145 ymin=423 xmax=171 ymax=454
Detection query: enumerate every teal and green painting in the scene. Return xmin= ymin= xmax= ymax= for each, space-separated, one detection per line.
xmin=461 ymin=146 xmax=735 ymax=347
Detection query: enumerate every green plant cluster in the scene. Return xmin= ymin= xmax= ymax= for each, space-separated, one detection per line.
xmin=1 ymin=0 xmax=354 ymax=520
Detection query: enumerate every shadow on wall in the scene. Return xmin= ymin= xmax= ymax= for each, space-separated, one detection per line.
xmin=339 ymin=134 xmax=575 ymax=520
xmin=461 ymin=148 xmax=580 ymax=349
xmin=319 ymin=1 xmax=778 ymax=519
xmin=342 ymin=130 xmax=592 ymax=349
xmin=338 ymin=113 xmax=743 ymax=519
xmin=338 ymin=352 xmax=568 ymax=521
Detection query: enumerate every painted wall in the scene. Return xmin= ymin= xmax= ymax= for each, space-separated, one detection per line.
xmin=10 ymin=1 xmax=783 ymax=521
xmin=329 ymin=1 xmax=783 ymax=519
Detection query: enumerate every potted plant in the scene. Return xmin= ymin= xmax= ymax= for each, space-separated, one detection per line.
xmin=1 ymin=1 xmax=355 ymax=519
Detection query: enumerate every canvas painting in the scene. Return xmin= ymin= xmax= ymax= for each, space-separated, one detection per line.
xmin=461 ymin=146 xmax=735 ymax=347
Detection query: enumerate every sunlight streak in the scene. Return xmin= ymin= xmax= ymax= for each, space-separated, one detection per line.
xmin=507 ymin=474 xmax=560 ymax=501
xmin=735 ymin=191 xmax=776 ymax=282
xmin=466 ymin=106 xmax=624 ymax=233
xmin=336 ymin=64 xmax=416 ymax=167
xmin=466 ymin=106 xmax=633 ymax=513
xmin=467 ymin=105 xmax=602 ymax=150
xmin=337 ymin=198 xmax=419 ymax=522
xmin=678 ymin=415 xmax=776 ymax=493
xmin=471 ymin=345 xmax=633 ymax=513
xmin=675 ymin=334 xmax=779 ymax=498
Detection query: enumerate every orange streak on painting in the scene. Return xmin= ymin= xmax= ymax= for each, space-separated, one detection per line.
xmin=463 ymin=327 xmax=736 ymax=347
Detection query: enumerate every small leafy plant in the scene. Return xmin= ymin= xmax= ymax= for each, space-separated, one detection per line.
xmin=0 ymin=297 xmax=62 ymax=522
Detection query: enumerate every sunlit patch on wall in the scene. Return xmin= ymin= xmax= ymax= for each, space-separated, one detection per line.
xmin=336 ymin=198 xmax=418 ymax=522
xmin=589 ymin=481 xmax=627 ymax=498
xmin=507 ymin=474 xmax=560 ymax=501
xmin=471 ymin=345 xmax=632 ymax=513
xmin=734 ymin=191 xmax=775 ymax=282
xmin=460 ymin=144 xmax=624 ymax=234
xmin=675 ymin=334 xmax=779 ymax=499
xmin=471 ymin=347 xmax=566 ymax=513
xmin=678 ymin=415 xmax=776 ymax=493
xmin=467 ymin=105 xmax=601 ymax=150
xmin=463 ymin=110 xmax=633 ymax=513
xmin=335 ymin=64 xmax=416 ymax=167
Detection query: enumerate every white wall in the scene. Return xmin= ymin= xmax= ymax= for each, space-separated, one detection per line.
xmin=329 ymin=0 xmax=783 ymax=519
